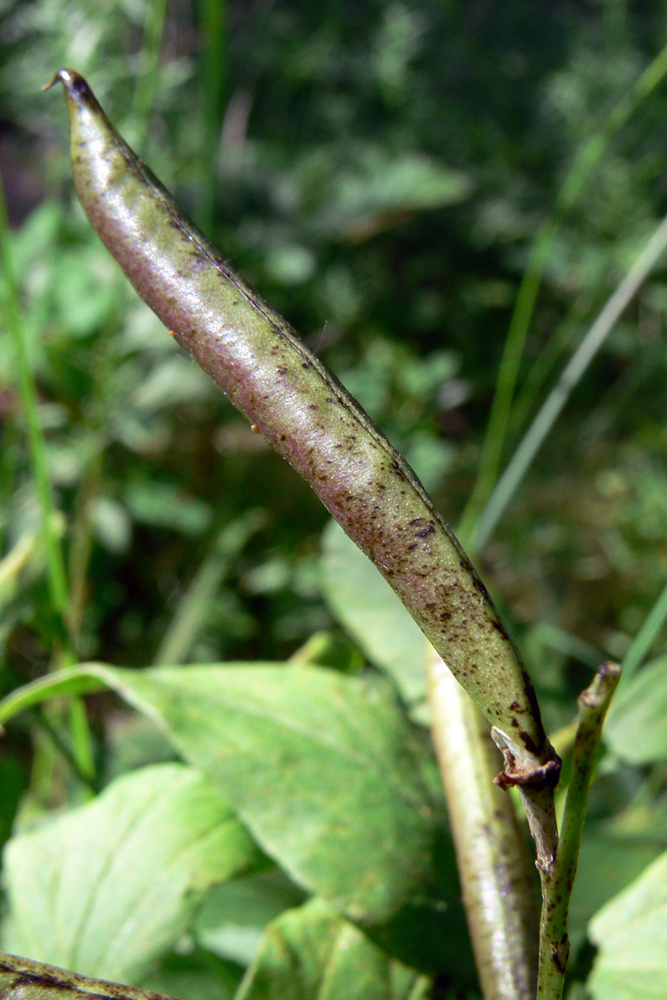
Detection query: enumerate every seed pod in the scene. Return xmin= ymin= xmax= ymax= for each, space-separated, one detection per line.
xmin=0 ymin=950 xmax=175 ymax=999
xmin=46 ymin=68 xmax=557 ymax=777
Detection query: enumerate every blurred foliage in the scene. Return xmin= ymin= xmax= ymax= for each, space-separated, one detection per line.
xmin=4 ymin=1 xmax=667 ymax=997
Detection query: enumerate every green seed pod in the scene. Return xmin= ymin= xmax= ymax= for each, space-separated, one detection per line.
xmin=46 ymin=68 xmax=557 ymax=777
xmin=0 ymin=950 xmax=173 ymax=1000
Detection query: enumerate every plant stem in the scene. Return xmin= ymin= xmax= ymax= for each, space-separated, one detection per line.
xmin=31 ymin=707 xmax=97 ymax=793
xmin=535 ymin=661 xmax=621 ymax=1000
xmin=428 ymin=650 xmax=539 ymax=1000
xmin=66 ymin=445 xmax=104 ymax=647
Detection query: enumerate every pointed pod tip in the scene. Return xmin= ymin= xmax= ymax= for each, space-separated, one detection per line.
xmin=42 ymin=67 xmax=93 ymax=105
xmin=42 ymin=67 xmax=71 ymax=93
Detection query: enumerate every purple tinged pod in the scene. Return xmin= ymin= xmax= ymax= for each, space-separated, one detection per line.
xmin=45 ymin=68 xmax=558 ymax=782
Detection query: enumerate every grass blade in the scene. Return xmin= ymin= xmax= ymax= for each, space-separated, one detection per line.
xmin=472 ymin=210 xmax=667 ymax=551
xmin=459 ymin=43 xmax=667 ymax=545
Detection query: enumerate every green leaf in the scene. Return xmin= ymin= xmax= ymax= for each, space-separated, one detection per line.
xmin=0 ymin=755 xmax=25 ymax=852
xmin=588 ymin=849 xmax=667 ymax=1000
xmin=1 ymin=763 xmax=257 ymax=983
xmin=0 ymin=668 xmax=106 ymax=723
xmin=567 ymin=824 xmax=663 ymax=954
xmin=320 ymin=149 xmax=472 ymax=237
xmin=124 ymin=482 xmax=212 ymax=536
xmin=320 ymin=521 xmax=427 ymax=705
xmin=236 ymin=897 xmax=424 ymax=1000
xmin=605 ymin=654 xmax=667 ymax=764
xmin=195 ymin=868 xmax=307 ymax=967
xmin=133 ymin=357 xmax=213 ymax=410
xmin=0 ymin=664 xmax=458 ymax=971
xmin=141 ymin=950 xmax=242 ymax=1000
xmin=51 ymin=246 xmax=117 ymax=338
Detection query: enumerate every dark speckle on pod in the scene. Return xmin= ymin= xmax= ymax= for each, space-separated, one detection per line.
xmin=47 ymin=67 xmax=555 ymax=771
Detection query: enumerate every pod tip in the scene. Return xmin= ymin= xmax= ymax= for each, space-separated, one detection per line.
xmin=42 ymin=68 xmax=90 ymax=102
xmin=42 ymin=67 xmax=69 ymax=93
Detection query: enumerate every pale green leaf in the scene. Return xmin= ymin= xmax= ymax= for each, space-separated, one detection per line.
xmin=588 ymin=849 xmax=667 ymax=1000
xmin=0 ymin=664 xmax=457 ymax=970
xmin=124 ymin=483 xmax=211 ymax=536
xmin=0 ymin=668 xmax=107 ymax=724
xmin=568 ymin=824 xmax=662 ymax=954
xmin=1 ymin=763 xmax=257 ymax=983
xmin=133 ymin=357 xmax=213 ymax=410
xmin=605 ymin=655 xmax=667 ymax=764
xmin=100 ymin=664 xmax=445 ymax=925
xmin=320 ymin=521 xmax=427 ymax=705
xmin=195 ymin=868 xmax=307 ymax=967
xmin=325 ymin=150 xmax=472 ymax=229
xmin=236 ymin=897 xmax=423 ymax=1000
xmin=141 ymin=950 xmax=241 ymax=1000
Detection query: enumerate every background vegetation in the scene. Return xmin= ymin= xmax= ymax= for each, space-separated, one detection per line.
xmin=3 ymin=1 xmax=667 ymax=998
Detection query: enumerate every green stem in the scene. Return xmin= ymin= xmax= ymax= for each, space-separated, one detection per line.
xmin=31 ymin=707 xmax=97 ymax=793
xmin=66 ymin=444 xmax=104 ymax=647
xmin=68 ymin=697 xmax=96 ymax=786
xmin=536 ymin=661 xmax=621 ymax=1000
xmin=458 ymin=42 xmax=667 ymax=547
xmin=428 ymin=650 xmax=539 ymax=1000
